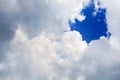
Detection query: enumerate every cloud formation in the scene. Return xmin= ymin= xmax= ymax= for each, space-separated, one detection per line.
xmin=0 ymin=0 xmax=120 ymax=80
xmin=0 ymin=0 xmax=82 ymax=59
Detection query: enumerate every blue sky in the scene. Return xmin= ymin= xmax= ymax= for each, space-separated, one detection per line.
xmin=69 ymin=0 xmax=111 ymax=44
xmin=0 ymin=0 xmax=120 ymax=80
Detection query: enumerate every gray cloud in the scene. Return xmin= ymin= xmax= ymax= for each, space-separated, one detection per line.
xmin=17 ymin=0 xmax=82 ymax=36
xmin=0 ymin=0 xmax=82 ymax=39
xmin=0 ymin=0 xmax=19 ymax=60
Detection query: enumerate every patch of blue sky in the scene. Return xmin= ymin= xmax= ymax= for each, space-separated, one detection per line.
xmin=69 ymin=0 xmax=111 ymax=44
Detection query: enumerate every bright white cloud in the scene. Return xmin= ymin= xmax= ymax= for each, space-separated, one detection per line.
xmin=1 ymin=27 xmax=87 ymax=80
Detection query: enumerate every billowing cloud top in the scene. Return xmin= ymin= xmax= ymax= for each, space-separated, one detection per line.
xmin=0 ymin=0 xmax=120 ymax=80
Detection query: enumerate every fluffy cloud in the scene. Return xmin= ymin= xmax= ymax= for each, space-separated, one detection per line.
xmin=0 ymin=0 xmax=83 ymax=62
xmin=1 ymin=28 xmax=120 ymax=80
xmin=0 ymin=27 xmax=87 ymax=80
xmin=0 ymin=0 xmax=120 ymax=80
xmin=0 ymin=0 xmax=83 ymax=59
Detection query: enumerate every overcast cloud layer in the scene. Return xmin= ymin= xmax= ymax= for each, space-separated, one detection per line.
xmin=0 ymin=0 xmax=120 ymax=80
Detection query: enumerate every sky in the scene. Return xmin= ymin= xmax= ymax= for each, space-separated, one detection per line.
xmin=0 ymin=0 xmax=120 ymax=80
xmin=69 ymin=0 xmax=111 ymax=44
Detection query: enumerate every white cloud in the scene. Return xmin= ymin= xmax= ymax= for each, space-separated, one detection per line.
xmin=99 ymin=0 xmax=120 ymax=49
xmin=0 ymin=0 xmax=120 ymax=80
xmin=0 ymin=27 xmax=87 ymax=80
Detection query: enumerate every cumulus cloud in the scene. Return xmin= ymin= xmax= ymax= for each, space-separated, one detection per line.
xmin=0 ymin=0 xmax=83 ymax=59
xmin=0 ymin=0 xmax=120 ymax=80
xmin=0 ymin=0 xmax=82 ymax=59
xmin=1 ymin=28 xmax=120 ymax=80
xmin=0 ymin=27 xmax=87 ymax=80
